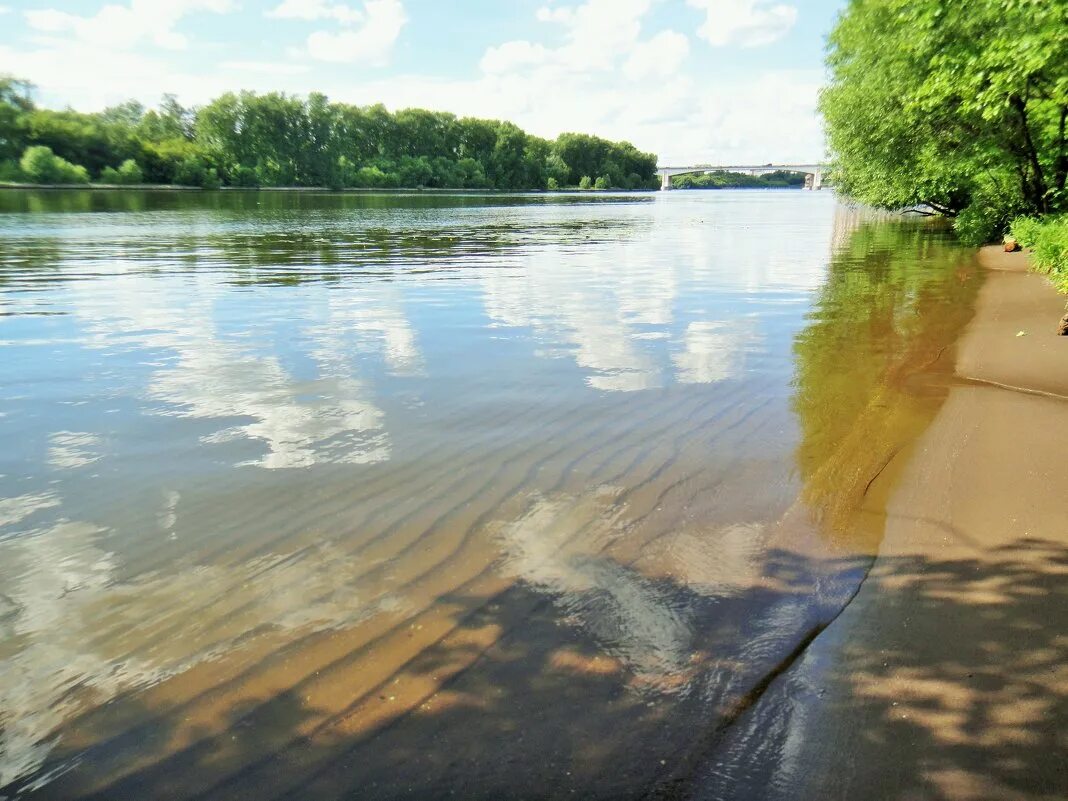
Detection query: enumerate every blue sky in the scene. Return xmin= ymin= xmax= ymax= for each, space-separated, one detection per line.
xmin=0 ymin=0 xmax=846 ymax=163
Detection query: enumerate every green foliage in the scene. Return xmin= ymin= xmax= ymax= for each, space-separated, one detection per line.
xmin=19 ymin=145 xmax=89 ymax=184
xmin=1010 ymin=216 xmax=1045 ymax=248
xmin=546 ymin=176 xmax=560 ymax=190
xmin=821 ymin=0 xmax=1068 ymax=241
xmin=0 ymin=159 xmax=23 ymax=182
xmin=952 ymin=181 xmax=1028 ymax=245
xmin=0 ymin=75 xmax=34 ymax=161
xmin=174 ymin=155 xmax=220 ymax=189
xmin=1012 ymin=215 xmax=1068 ymax=293
xmin=100 ymin=158 xmax=144 ymax=185
xmin=578 ymin=175 xmax=593 ymax=190
xmin=0 ymin=79 xmax=659 ymax=191
xmin=594 ymin=174 xmax=611 ymax=190
xmin=545 ymin=152 xmax=570 ymax=186
xmin=229 ymin=164 xmax=260 ymax=188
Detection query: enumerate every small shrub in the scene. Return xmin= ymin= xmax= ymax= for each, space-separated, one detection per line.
xmin=354 ymin=166 xmax=388 ymax=188
xmin=594 ymin=174 xmax=611 ymax=190
xmin=578 ymin=175 xmax=593 ymax=190
xmin=20 ymin=145 xmax=90 ymax=184
xmin=229 ymin=165 xmax=260 ymax=188
xmin=546 ymin=176 xmax=559 ymax=190
xmin=117 ymin=159 xmax=143 ymax=184
xmin=175 ymin=156 xmax=220 ymax=188
xmin=99 ymin=159 xmax=144 ymax=185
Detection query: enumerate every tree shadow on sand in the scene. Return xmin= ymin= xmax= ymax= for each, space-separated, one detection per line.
xmin=5 ymin=539 xmax=1067 ymax=801
xmin=686 ymin=537 xmax=1068 ymax=801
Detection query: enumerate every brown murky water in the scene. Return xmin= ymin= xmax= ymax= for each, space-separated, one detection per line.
xmin=0 ymin=190 xmax=979 ymax=800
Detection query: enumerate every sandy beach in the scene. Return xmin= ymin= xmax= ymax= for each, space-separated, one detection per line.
xmin=689 ymin=247 xmax=1068 ymax=800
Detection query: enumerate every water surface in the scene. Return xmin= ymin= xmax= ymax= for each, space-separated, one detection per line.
xmin=0 ymin=189 xmax=979 ymax=800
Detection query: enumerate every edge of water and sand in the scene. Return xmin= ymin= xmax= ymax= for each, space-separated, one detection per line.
xmin=678 ymin=246 xmax=1068 ymax=800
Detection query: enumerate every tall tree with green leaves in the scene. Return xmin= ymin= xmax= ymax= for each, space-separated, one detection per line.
xmin=0 ymin=76 xmax=34 ymax=162
xmin=821 ymin=0 xmax=1068 ymax=243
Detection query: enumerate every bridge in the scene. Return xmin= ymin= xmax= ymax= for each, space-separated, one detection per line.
xmin=657 ymin=163 xmax=825 ymax=191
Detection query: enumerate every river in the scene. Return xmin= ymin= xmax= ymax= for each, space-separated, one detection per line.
xmin=0 ymin=189 xmax=980 ymax=800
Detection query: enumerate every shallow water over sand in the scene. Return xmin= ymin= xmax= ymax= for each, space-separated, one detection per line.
xmin=0 ymin=190 xmax=979 ymax=799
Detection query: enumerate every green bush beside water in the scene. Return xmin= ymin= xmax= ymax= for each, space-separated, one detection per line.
xmin=19 ymin=145 xmax=89 ymax=184
xmin=820 ymin=0 xmax=1067 ymax=247
xmin=1012 ymin=216 xmax=1068 ymax=294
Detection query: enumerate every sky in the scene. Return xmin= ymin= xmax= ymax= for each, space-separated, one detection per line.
xmin=0 ymin=0 xmax=846 ymax=164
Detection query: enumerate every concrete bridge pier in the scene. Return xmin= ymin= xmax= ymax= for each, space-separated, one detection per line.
xmin=661 ymin=172 xmax=673 ymax=191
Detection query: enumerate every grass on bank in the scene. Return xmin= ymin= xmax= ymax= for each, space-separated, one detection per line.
xmin=1011 ymin=216 xmax=1068 ymax=294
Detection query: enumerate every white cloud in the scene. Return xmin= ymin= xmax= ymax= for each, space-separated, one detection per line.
xmin=623 ymin=29 xmax=689 ymax=80
xmin=267 ymin=0 xmax=365 ymax=25
xmin=0 ymin=6 xmax=11 ymax=15
xmin=553 ymin=0 xmax=654 ymax=70
xmin=23 ymin=0 xmax=234 ymax=51
xmin=221 ymin=60 xmax=312 ymax=75
xmin=485 ymin=0 xmax=678 ymax=76
xmin=535 ymin=5 xmax=573 ymax=24
xmin=687 ymin=0 xmax=798 ymax=47
xmin=302 ymin=0 xmax=407 ymax=64
xmin=480 ymin=40 xmax=552 ymax=74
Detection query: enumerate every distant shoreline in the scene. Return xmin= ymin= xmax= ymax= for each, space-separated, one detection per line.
xmin=0 ymin=183 xmax=808 ymax=194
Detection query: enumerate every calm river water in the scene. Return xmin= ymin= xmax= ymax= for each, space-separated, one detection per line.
xmin=0 ymin=189 xmax=979 ymax=800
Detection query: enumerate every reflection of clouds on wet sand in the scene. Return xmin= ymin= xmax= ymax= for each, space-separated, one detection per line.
xmin=0 ymin=508 xmax=401 ymax=787
xmin=0 ymin=492 xmax=60 ymax=528
xmin=482 ymin=244 xmax=675 ymax=392
xmin=480 ymin=197 xmax=842 ymax=393
xmin=47 ymin=431 xmax=102 ymax=469
xmin=672 ymin=319 xmax=759 ymax=385
xmin=68 ymin=270 xmax=421 ymax=469
xmin=495 ymin=489 xmax=694 ymax=683
xmin=638 ymin=523 xmax=767 ymax=596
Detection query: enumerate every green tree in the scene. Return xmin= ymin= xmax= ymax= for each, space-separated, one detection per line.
xmin=0 ymin=75 xmax=34 ymax=162
xmin=545 ymin=152 xmax=570 ymax=186
xmin=578 ymin=175 xmax=593 ymax=190
xmin=594 ymin=174 xmax=611 ymax=190
xmin=821 ymin=0 xmax=1068 ymax=244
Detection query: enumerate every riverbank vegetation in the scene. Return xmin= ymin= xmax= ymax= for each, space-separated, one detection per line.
xmin=0 ymin=77 xmax=658 ymax=191
xmin=1012 ymin=215 xmax=1068 ymax=293
xmin=821 ymin=0 xmax=1068 ymax=256
xmin=670 ymin=170 xmax=806 ymax=190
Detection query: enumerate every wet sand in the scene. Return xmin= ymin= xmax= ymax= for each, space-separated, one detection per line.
xmin=694 ymin=247 xmax=1068 ymax=800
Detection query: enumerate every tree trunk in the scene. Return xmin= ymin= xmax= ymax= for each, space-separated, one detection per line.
xmin=1011 ymin=94 xmax=1049 ymax=212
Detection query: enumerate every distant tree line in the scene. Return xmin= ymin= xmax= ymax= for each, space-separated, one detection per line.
xmin=671 ymin=170 xmax=807 ymax=190
xmin=0 ymin=77 xmax=660 ymax=191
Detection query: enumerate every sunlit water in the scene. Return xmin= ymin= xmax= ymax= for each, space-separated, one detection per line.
xmin=0 ymin=190 xmax=979 ymax=800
